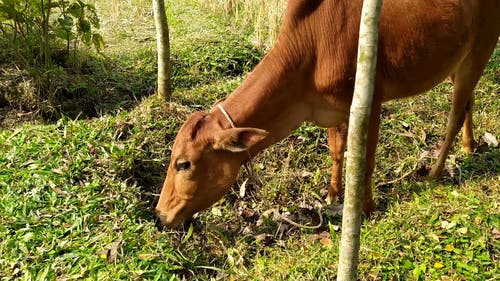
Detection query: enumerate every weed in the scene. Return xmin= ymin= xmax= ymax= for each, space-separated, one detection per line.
xmin=199 ymin=0 xmax=287 ymax=49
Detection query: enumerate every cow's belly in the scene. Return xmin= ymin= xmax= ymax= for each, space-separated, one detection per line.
xmin=381 ymin=44 xmax=470 ymax=102
xmin=378 ymin=0 xmax=475 ymax=101
xmin=382 ymin=67 xmax=454 ymax=102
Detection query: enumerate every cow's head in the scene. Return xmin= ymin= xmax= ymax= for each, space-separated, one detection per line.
xmin=155 ymin=111 xmax=268 ymax=228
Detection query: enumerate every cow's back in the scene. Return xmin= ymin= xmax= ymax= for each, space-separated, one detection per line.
xmin=280 ymin=0 xmax=499 ymax=100
xmin=378 ymin=0 xmax=500 ymax=99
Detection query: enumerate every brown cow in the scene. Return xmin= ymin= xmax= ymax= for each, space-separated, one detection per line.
xmin=156 ymin=0 xmax=499 ymax=228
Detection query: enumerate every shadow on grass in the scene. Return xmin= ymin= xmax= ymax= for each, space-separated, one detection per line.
xmin=0 ymin=49 xmax=158 ymax=126
xmin=0 ymin=35 xmax=264 ymax=129
xmin=133 ymin=158 xmax=166 ymax=218
xmin=376 ymin=145 xmax=500 ymax=215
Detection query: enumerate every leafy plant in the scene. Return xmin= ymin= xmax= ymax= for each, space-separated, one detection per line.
xmin=0 ymin=0 xmax=103 ymax=67
xmin=54 ymin=0 xmax=104 ymax=53
xmin=0 ymin=0 xmax=105 ymax=118
xmin=171 ymin=37 xmax=263 ymax=89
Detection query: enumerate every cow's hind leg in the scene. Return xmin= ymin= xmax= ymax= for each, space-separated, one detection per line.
xmin=461 ymin=90 xmax=476 ymax=155
xmin=326 ymin=123 xmax=348 ymax=204
xmin=429 ymin=48 xmax=495 ymax=178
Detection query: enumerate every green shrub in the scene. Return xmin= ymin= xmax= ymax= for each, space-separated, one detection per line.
xmin=0 ymin=0 xmax=104 ymax=117
xmin=0 ymin=0 xmax=103 ymax=67
xmin=172 ymin=37 xmax=264 ymax=89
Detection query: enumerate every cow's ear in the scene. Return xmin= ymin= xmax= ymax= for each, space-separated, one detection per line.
xmin=212 ymin=128 xmax=269 ymax=152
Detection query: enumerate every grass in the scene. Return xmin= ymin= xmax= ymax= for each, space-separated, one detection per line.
xmin=1 ymin=0 xmax=499 ymax=280
xmin=198 ymin=0 xmax=287 ymax=49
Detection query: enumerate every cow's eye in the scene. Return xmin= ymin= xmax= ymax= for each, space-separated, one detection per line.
xmin=175 ymin=160 xmax=191 ymax=171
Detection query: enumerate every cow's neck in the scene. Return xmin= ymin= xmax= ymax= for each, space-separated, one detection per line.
xmin=213 ymin=38 xmax=314 ymax=152
xmin=211 ymin=2 xmax=354 ymax=157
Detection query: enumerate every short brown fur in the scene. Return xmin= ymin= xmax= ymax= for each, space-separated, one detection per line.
xmin=156 ymin=0 xmax=499 ymax=228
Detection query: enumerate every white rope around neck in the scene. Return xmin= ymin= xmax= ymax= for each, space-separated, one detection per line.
xmin=217 ymin=104 xmax=236 ymax=128
xmin=217 ymin=103 xmax=259 ymax=188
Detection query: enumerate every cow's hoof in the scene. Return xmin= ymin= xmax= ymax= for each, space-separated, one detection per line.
xmin=326 ymin=190 xmax=343 ymax=205
xmin=325 ymin=193 xmax=336 ymax=205
xmin=427 ymin=163 xmax=445 ymax=179
xmin=461 ymin=139 xmax=476 ymax=155
xmin=427 ymin=170 xmax=442 ymax=180
xmin=362 ymin=198 xmax=376 ymax=216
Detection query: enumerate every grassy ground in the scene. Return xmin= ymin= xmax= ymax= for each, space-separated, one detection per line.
xmin=1 ymin=0 xmax=499 ymax=280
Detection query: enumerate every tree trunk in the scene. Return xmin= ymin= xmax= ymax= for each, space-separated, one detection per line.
xmin=152 ymin=0 xmax=171 ymax=101
xmin=41 ymin=0 xmax=52 ymax=66
xmin=336 ymin=0 xmax=383 ymax=280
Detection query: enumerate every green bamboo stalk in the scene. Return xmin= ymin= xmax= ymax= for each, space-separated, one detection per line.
xmin=336 ymin=0 xmax=384 ymax=280
xmin=152 ymin=0 xmax=172 ymax=101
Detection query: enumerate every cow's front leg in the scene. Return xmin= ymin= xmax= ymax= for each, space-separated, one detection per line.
xmin=326 ymin=123 xmax=348 ymax=204
xmin=327 ymin=98 xmax=381 ymax=214
xmin=361 ymin=100 xmax=382 ymax=215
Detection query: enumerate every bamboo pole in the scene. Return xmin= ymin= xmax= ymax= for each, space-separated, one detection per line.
xmin=336 ymin=0 xmax=383 ymax=280
xmin=152 ymin=0 xmax=172 ymax=101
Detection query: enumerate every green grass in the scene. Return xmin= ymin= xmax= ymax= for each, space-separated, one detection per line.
xmin=1 ymin=0 xmax=499 ymax=280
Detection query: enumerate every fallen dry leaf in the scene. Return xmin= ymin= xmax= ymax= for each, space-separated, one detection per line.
xmin=492 ymin=228 xmax=500 ymax=240
xmin=106 ymin=240 xmax=121 ymax=263
xmin=320 ymin=237 xmax=332 ymax=246
xmin=97 ymin=240 xmax=122 ymax=263
xmin=444 ymin=244 xmax=455 ymax=252
xmin=310 ymin=231 xmax=332 ymax=246
xmin=429 ymin=233 xmax=440 ymax=242
xmin=241 ymin=209 xmax=256 ymax=220
xmin=475 ymin=217 xmax=483 ymax=225
xmin=237 ymin=202 xmax=257 ymax=221
xmin=239 ymin=178 xmax=248 ymax=198
xmin=261 ymin=209 xmax=279 ymax=218
xmin=138 ymin=253 xmax=159 ymax=260
xmin=51 ymin=168 xmax=64 ymax=175
xmin=420 ymin=150 xmax=432 ymax=159
xmin=434 ymin=262 xmax=444 ymax=269
xmin=457 ymin=227 xmax=468 ymax=235
xmin=441 ymin=220 xmax=456 ymax=230
xmin=209 ymin=246 xmax=224 ymax=257
xmin=49 ymin=182 xmax=69 ymax=197
xmin=254 ymin=234 xmax=275 ymax=246
xmin=241 ymin=225 xmax=253 ymax=235
xmin=483 ymin=132 xmax=498 ymax=147
xmin=297 ymin=170 xmax=314 ymax=178
xmin=256 ymin=209 xmax=279 ymax=226
xmin=277 ymin=240 xmax=286 ymax=247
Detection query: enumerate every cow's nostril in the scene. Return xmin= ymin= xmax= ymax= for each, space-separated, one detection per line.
xmin=155 ymin=211 xmax=169 ymax=229
xmin=155 ymin=216 xmax=165 ymax=229
xmin=155 ymin=208 xmax=166 ymax=220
